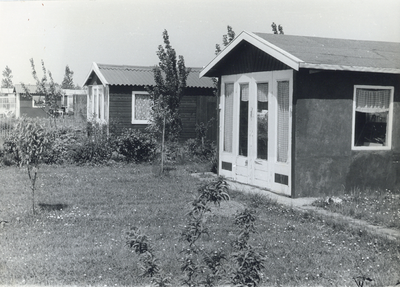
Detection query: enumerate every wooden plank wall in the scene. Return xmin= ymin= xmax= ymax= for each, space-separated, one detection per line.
xmin=109 ymin=87 xmax=217 ymax=142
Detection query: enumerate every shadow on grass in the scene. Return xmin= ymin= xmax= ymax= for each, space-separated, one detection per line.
xmin=38 ymin=203 xmax=68 ymax=211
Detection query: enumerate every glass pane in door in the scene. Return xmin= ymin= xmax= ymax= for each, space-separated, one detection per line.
xmin=224 ymin=83 xmax=234 ymax=152
xmin=277 ymin=81 xmax=289 ymax=162
xmin=239 ymin=83 xmax=249 ymax=156
xmin=257 ymin=83 xmax=268 ymax=160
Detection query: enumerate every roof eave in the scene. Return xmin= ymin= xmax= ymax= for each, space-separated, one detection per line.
xmin=82 ymin=62 xmax=109 ymax=87
xmin=300 ymin=63 xmax=400 ymax=74
xmin=200 ymin=31 xmax=302 ymax=78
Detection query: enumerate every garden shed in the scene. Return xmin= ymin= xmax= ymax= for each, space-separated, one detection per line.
xmin=82 ymin=63 xmax=216 ymax=141
xmin=200 ymin=31 xmax=400 ymax=197
xmin=14 ymin=84 xmax=63 ymax=118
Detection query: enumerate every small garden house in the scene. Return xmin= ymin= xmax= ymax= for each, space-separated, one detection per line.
xmin=82 ymin=63 xmax=216 ymax=141
xmin=0 ymin=88 xmax=17 ymax=118
xmin=200 ymin=31 xmax=400 ymax=197
xmin=13 ymin=84 xmax=84 ymax=119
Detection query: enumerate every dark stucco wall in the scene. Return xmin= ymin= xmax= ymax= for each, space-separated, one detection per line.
xmin=293 ymin=70 xmax=400 ymax=197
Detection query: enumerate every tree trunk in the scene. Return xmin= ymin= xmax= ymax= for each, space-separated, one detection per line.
xmin=161 ymin=115 xmax=165 ymax=174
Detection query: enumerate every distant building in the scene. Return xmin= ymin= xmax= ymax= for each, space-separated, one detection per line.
xmin=0 ymin=88 xmax=17 ymax=118
xmin=82 ymin=63 xmax=217 ymax=141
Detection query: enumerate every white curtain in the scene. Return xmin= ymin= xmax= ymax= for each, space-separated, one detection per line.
xmin=356 ymin=89 xmax=390 ymax=113
xmin=257 ymin=83 xmax=268 ymax=102
xmin=277 ymin=81 xmax=289 ymax=163
xmin=240 ymin=84 xmax=249 ymax=102
xmin=224 ymin=83 xmax=234 ymax=153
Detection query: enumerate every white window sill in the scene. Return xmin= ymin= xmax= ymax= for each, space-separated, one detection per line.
xmin=131 ymin=120 xmax=150 ymax=125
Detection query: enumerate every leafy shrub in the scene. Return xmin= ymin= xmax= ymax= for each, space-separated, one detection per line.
xmin=69 ymin=120 xmax=114 ymax=165
xmin=70 ymin=136 xmax=113 ymax=165
xmin=2 ymin=129 xmax=21 ymax=166
xmin=115 ymin=129 xmax=157 ymax=163
xmin=184 ymin=138 xmax=216 ymax=162
xmin=43 ymin=126 xmax=82 ymax=164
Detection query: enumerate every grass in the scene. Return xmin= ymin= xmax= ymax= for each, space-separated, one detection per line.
xmin=312 ymin=188 xmax=400 ymax=230
xmin=0 ymin=163 xmax=399 ymax=286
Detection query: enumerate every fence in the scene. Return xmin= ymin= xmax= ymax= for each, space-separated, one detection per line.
xmin=0 ymin=116 xmax=15 ymax=139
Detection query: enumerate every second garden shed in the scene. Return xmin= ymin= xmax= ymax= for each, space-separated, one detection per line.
xmin=82 ymin=63 xmax=217 ymax=141
xmin=201 ymin=31 xmax=400 ymax=197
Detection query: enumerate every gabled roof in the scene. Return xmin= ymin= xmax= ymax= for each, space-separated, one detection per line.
xmin=201 ymin=31 xmax=400 ymax=77
xmin=0 ymin=88 xmax=14 ymax=94
xmin=83 ymin=63 xmax=214 ymax=88
xmin=14 ymin=84 xmax=62 ymax=94
xmin=14 ymin=84 xmax=40 ymax=94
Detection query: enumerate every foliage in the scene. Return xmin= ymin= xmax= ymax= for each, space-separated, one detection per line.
xmin=179 ymin=177 xmax=230 ymax=286
xmin=126 ymin=226 xmax=173 ymax=286
xmin=271 ymin=22 xmax=284 ymax=34
xmin=1 ymin=65 xmax=13 ymax=88
xmin=230 ymin=208 xmax=265 ymax=287
xmin=215 ymin=25 xmax=236 ymax=55
xmin=61 ymin=65 xmax=75 ymax=89
xmin=146 ymin=29 xmax=190 ymax=142
xmin=42 ymin=126 xmax=82 ymax=165
xmin=115 ymin=129 xmax=156 ymax=163
xmin=21 ymin=59 xmax=64 ymax=124
xmin=70 ymin=120 xmax=113 ymax=165
xmin=13 ymin=118 xmax=50 ymax=214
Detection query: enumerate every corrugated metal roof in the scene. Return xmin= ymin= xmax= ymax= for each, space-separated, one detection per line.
xmin=14 ymin=84 xmax=39 ymax=94
xmin=94 ymin=64 xmax=214 ymax=88
xmin=14 ymin=84 xmax=63 ymax=94
xmin=254 ymin=33 xmax=400 ymax=72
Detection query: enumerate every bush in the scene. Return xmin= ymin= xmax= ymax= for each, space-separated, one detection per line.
xmin=2 ymin=129 xmax=21 ymax=166
xmin=115 ymin=129 xmax=156 ymax=163
xmin=184 ymin=138 xmax=216 ymax=161
xmin=68 ymin=120 xmax=114 ymax=165
xmin=43 ymin=126 xmax=82 ymax=164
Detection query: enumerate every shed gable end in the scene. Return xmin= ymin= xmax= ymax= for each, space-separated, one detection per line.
xmin=208 ymin=41 xmax=291 ymax=77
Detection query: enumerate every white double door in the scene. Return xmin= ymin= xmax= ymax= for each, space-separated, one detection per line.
xmin=219 ymin=70 xmax=293 ymax=196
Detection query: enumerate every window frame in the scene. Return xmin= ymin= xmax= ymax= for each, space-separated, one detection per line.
xmin=132 ymin=91 xmax=151 ymax=124
xmin=351 ymin=85 xmax=394 ymax=151
xmin=32 ymin=95 xmax=45 ymax=108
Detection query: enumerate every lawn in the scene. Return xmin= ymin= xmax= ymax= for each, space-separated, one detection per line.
xmin=312 ymin=189 xmax=400 ymax=231
xmin=1 ymin=163 xmax=399 ymax=286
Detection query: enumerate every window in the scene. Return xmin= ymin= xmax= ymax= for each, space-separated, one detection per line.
xmin=277 ymin=81 xmax=290 ymax=162
xmin=90 ymin=85 xmax=105 ymax=121
xmin=0 ymin=96 xmax=16 ymax=116
xmin=239 ymin=83 xmax=249 ymax=156
xmin=223 ymin=83 xmax=234 ymax=152
xmin=257 ymin=83 xmax=268 ymax=160
xmin=352 ymin=85 xmax=393 ymax=150
xmin=32 ymin=95 xmax=45 ymax=108
xmin=132 ymin=92 xmax=151 ymax=124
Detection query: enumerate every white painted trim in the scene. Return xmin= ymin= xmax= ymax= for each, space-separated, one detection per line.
xmin=82 ymin=62 xmax=109 ymax=87
xmin=132 ymin=91 xmax=151 ymax=124
xmin=351 ymin=85 xmax=394 ymax=151
xmin=200 ymin=31 xmax=301 ymax=78
xmin=300 ymin=63 xmax=400 ymax=74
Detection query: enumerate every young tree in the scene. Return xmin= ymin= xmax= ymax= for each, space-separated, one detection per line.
xmin=21 ymin=59 xmax=64 ymax=126
xmin=1 ymin=65 xmax=14 ymax=88
xmin=61 ymin=65 xmax=75 ymax=89
xmin=271 ymin=22 xmax=284 ymax=34
xmin=147 ymin=29 xmax=190 ymax=173
xmin=215 ymin=25 xmax=236 ymax=55
xmin=14 ymin=118 xmax=50 ymax=214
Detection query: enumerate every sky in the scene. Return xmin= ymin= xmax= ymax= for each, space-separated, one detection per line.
xmin=0 ymin=0 xmax=399 ymax=87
